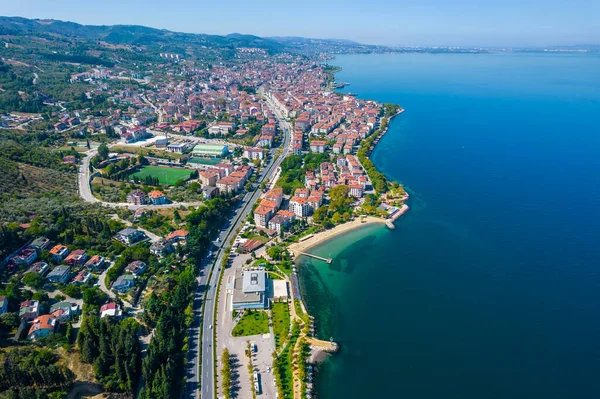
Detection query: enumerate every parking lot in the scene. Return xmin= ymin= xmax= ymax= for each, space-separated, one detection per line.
xmin=216 ymin=252 xmax=278 ymax=398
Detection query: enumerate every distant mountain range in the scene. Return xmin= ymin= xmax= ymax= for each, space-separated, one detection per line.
xmin=0 ymin=16 xmax=389 ymax=58
xmin=2 ymin=16 xmax=594 ymax=62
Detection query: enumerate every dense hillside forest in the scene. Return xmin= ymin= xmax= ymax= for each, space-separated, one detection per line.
xmin=0 ymin=347 xmax=75 ymax=399
xmin=77 ymin=316 xmax=141 ymax=394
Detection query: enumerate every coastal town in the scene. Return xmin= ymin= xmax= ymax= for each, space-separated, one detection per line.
xmin=0 ymin=19 xmax=408 ymax=399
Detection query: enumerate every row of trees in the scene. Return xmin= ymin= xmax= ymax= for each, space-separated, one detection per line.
xmin=356 ymin=118 xmax=391 ymax=194
xmin=185 ymin=197 xmax=233 ymax=264
xmin=139 ymin=266 xmax=196 ymax=399
xmin=139 ymin=197 xmax=233 ymax=398
xmin=77 ymin=315 xmax=141 ymax=394
xmin=221 ymin=348 xmax=232 ymax=399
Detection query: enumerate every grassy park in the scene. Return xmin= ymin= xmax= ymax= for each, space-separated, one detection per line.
xmin=272 ymin=302 xmax=291 ymax=350
xmin=231 ymin=310 xmax=270 ymax=337
xmin=131 ymin=166 xmax=192 ymax=185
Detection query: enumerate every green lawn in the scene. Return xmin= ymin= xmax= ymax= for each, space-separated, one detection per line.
xmin=274 ymin=322 xmax=300 ymax=399
xmin=253 ymin=257 xmax=272 ymax=268
xmin=131 ymin=166 xmax=193 ymax=185
xmin=272 ymin=302 xmax=290 ymax=350
xmin=231 ymin=310 xmax=270 ymax=337
xmin=294 ymin=300 xmax=309 ymax=325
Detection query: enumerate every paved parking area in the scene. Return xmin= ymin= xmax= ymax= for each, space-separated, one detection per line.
xmin=216 ymin=253 xmax=278 ymax=398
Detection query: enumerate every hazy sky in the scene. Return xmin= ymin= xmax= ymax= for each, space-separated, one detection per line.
xmin=3 ymin=0 xmax=599 ymax=47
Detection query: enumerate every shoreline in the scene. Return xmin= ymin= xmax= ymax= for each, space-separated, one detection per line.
xmin=290 ymin=62 xmax=409 ymax=391
xmin=288 ymin=215 xmax=387 ymax=257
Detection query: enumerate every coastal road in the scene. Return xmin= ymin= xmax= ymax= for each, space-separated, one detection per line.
xmin=186 ymin=91 xmax=291 ymax=399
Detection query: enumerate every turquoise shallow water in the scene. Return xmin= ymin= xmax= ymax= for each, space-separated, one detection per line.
xmin=298 ymin=52 xmax=600 ymax=399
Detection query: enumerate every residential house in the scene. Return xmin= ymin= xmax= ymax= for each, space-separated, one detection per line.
xmin=165 ymin=230 xmax=189 ymax=244
xmin=71 ymin=270 xmax=92 ymax=284
xmin=27 ymin=315 xmax=58 ymax=340
xmin=148 ymin=190 xmax=167 ymax=205
xmin=349 ymin=183 xmax=364 ymax=198
xmin=216 ymin=176 xmax=243 ymax=193
xmin=292 ymin=142 xmax=302 ymax=155
xmin=127 ymin=189 xmax=146 ymax=205
xmin=150 ymin=239 xmax=173 ymax=257
xmin=64 ymin=249 xmax=87 ymax=266
xmin=84 ymin=255 xmax=105 ymax=272
xmin=307 ymin=195 xmax=322 ymax=211
xmin=100 ymin=302 xmax=123 ymax=318
xmin=133 ymin=208 xmax=146 ymax=221
xmin=215 ymin=163 xmax=234 ymax=176
xmin=10 ymin=247 xmax=38 ymax=266
xmin=125 ymin=261 xmax=147 ymax=277
xmin=202 ymin=186 xmax=220 ymax=199
xmin=30 ymin=237 xmax=51 ymax=250
xmin=112 ymin=274 xmax=135 ymax=293
xmin=54 ymin=122 xmax=67 ymax=131
xmin=49 ymin=244 xmax=69 ymax=262
xmin=27 ymin=261 xmax=49 ymax=276
xmin=114 ymin=228 xmax=146 ymax=246
xmin=46 ymin=265 xmax=71 ymax=284
xmin=19 ymin=300 xmax=40 ymax=321
xmin=50 ymin=301 xmax=80 ymax=322
xmin=294 ymin=188 xmax=309 ymax=198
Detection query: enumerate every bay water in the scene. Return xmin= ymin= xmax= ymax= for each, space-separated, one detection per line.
xmin=298 ymin=52 xmax=600 ymax=399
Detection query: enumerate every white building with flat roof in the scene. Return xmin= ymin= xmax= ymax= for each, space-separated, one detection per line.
xmin=232 ymin=269 xmax=268 ymax=310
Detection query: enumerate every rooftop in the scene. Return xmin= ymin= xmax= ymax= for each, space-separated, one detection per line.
xmin=243 ymin=270 xmax=266 ymax=293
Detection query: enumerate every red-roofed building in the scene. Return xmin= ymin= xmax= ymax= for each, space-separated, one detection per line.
xmin=148 ymin=190 xmax=166 ymax=205
xmin=27 ymin=315 xmax=58 ymax=340
xmin=100 ymin=302 xmax=122 ymax=318
xmin=49 ymin=244 xmax=69 ymax=262
xmin=165 ymin=229 xmax=189 ymax=243
xmin=290 ymin=196 xmax=310 ymax=217
xmin=310 ymin=140 xmax=327 ymax=153
xmin=264 ymin=188 xmax=283 ymax=208
xmin=64 ymin=249 xmax=87 ymax=266
xmin=254 ymin=205 xmax=274 ymax=228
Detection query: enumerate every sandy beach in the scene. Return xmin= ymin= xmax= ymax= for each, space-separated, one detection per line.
xmin=288 ymin=215 xmax=387 ymax=256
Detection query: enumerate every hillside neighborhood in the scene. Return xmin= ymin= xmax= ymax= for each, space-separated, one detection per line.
xmin=0 ymin=16 xmax=407 ymax=399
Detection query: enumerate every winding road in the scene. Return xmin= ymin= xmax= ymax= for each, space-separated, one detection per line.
xmin=77 ymin=147 xmax=202 ymax=210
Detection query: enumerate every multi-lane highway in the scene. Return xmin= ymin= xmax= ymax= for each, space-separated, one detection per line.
xmin=186 ymin=93 xmax=291 ymax=399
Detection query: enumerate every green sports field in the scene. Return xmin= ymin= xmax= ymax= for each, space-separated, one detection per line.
xmin=131 ymin=166 xmax=192 ymax=185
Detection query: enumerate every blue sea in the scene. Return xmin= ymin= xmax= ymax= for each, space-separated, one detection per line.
xmin=298 ymin=52 xmax=600 ymax=399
